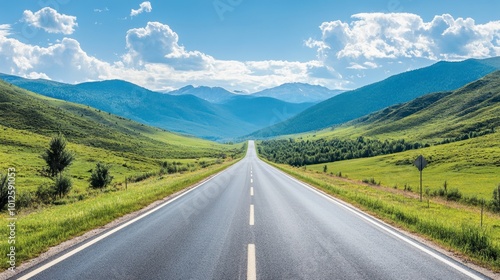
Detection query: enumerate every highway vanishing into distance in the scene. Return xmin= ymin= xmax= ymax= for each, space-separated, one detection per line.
xmin=16 ymin=141 xmax=488 ymax=279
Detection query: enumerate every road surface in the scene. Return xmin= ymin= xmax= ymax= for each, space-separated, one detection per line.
xmin=16 ymin=141 xmax=488 ymax=279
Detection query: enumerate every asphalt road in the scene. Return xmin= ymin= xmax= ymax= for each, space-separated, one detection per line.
xmin=16 ymin=141 xmax=488 ymax=279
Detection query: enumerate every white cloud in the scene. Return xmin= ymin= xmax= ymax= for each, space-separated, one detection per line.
xmin=306 ymin=13 xmax=500 ymax=86
xmin=310 ymin=13 xmax=500 ymax=62
xmin=0 ymin=34 xmax=111 ymax=83
xmin=130 ymin=1 xmax=152 ymax=17
xmin=94 ymin=7 xmax=109 ymax=13
xmin=22 ymin=7 xmax=77 ymax=35
xmin=0 ymin=23 xmax=341 ymax=92
xmin=0 ymin=24 xmax=11 ymax=37
xmin=124 ymin=22 xmax=212 ymax=70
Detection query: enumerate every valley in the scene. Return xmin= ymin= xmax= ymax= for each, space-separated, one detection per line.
xmin=1 ymin=56 xmax=499 ymax=277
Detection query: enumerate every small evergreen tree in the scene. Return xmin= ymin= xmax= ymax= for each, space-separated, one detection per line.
xmin=42 ymin=134 xmax=74 ymax=177
xmin=323 ymin=165 xmax=328 ymax=173
xmin=89 ymin=162 xmax=113 ymax=189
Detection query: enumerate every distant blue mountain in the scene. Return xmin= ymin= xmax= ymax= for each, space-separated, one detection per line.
xmin=166 ymin=82 xmax=342 ymax=104
xmin=0 ymin=74 xmax=312 ymax=140
xmin=167 ymin=85 xmax=236 ymax=103
xmin=252 ymin=82 xmax=343 ymax=103
xmin=249 ymin=56 xmax=500 ymax=138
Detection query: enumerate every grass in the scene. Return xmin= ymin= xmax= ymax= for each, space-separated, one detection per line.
xmin=0 ymin=80 xmax=247 ymax=271
xmin=0 ymin=158 xmax=240 ymax=271
xmin=307 ymin=132 xmax=500 ymax=199
xmin=265 ymin=159 xmax=500 ymax=270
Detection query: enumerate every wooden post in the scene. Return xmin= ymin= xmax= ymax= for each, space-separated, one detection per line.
xmin=419 ymin=169 xmax=423 ymax=202
xmin=481 ymin=199 xmax=484 ymax=228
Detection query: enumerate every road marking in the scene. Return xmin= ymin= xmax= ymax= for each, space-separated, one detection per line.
xmin=249 ymin=205 xmax=254 ymax=225
xmin=251 ymin=178 xmax=253 ymax=183
xmin=16 ymin=167 xmax=233 ymax=280
xmin=247 ymin=244 xmax=256 ymax=280
xmin=268 ymin=163 xmax=484 ymax=280
xmin=251 ymin=187 xmax=254 ymax=196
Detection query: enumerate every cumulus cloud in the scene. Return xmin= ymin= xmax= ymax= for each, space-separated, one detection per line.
xmin=130 ymin=1 xmax=152 ymax=17
xmin=2 ymin=18 xmax=335 ymax=91
xmin=0 ymin=24 xmax=11 ymax=37
xmin=22 ymin=7 xmax=77 ymax=35
xmin=123 ymin=21 xmax=212 ymax=70
xmin=0 ymin=33 xmax=110 ymax=82
xmin=306 ymin=13 xmax=500 ymax=86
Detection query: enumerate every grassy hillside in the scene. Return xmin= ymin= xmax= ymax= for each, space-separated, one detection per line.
xmin=0 ymin=80 xmax=228 ymax=158
xmin=0 ymin=80 xmax=243 ymax=191
xmin=303 ymin=71 xmax=500 ymax=143
xmin=0 ymin=80 xmax=246 ymax=271
xmin=308 ymin=131 xmax=500 ymax=199
xmin=250 ymin=57 xmax=500 ymax=138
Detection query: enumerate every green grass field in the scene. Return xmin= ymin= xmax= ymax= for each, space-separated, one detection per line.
xmin=267 ymin=160 xmax=500 ymax=270
xmin=307 ymin=132 xmax=500 ymax=199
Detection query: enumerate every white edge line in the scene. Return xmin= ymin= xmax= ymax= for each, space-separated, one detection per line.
xmin=247 ymin=244 xmax=256 ymax=280
xmin=262 ymin=161 xmax=484 ymax=280
xmin=18 ymin=168 xmax=231 ymax=280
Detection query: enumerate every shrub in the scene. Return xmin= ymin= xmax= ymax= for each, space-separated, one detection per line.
xmin=17 ymin=191 xmax=35 ymax=208
xmin=446 ymin=188 xmax=462 ymax=201
xmin=53 ymin=174 xmax=72 ymax=198
xmin=492 ymin=184 xmax=500 ymax=211
xmin=36 ymin=183 xmax=55 ymax=204
xmin=0 ymin=174 xmax=7 ymax=210
xmin=89 ymin=162 xmax=113 ymax=189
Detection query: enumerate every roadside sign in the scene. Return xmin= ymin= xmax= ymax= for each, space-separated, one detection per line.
xmin=414 ymin=155 xmax=427 ymax=202
xmin=414 ymin=155 xmax=427 ymax=171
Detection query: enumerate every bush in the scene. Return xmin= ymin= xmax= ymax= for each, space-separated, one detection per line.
xmin=446 ymin=188 xmax=462 ymax=201
xmin=0 ymin=174 xmax=7 ymax=210
xmin=89 ymin=162 xmax=113 ymax=189
xmin=36 ymin=183 xmax=55 ymax=204
xmin=53 ymin=174 xmax=72 ymax=198
xmin=17 ymin=191 xmax=35 ymax=208
xmin=492 ymin=185 xmax=500 ymax=211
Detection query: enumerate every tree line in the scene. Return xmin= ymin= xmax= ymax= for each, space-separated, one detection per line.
xmin=258 ymin=137 xmax=429 ymax=167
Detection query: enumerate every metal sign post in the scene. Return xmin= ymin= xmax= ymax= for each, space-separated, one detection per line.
xmin=414 ymin=155 xmax=427 ymax=202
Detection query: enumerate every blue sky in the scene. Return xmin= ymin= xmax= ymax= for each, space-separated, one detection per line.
xmin=0 ymin=0 xmax=499 ymax=92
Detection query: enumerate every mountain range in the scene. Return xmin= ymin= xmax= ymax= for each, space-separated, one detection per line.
xmin=2 ymin=56 xmax=499 ymax=141
xmin=166 ymin=83 xmax=342 ymax=104
xmin=0 ymin=74 xmax=312 ymax=140
xmin=249 ymin=57 xmax=500 ymax=138
xmin=312 ymin=70 xmax=500 ymax=142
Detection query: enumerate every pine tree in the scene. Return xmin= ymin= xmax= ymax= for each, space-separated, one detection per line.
xmin=42 ymin=134 xmax=74 ymax=177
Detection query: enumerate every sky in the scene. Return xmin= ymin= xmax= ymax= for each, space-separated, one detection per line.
xmin=0 ymin=0 xmax=499 ymax=93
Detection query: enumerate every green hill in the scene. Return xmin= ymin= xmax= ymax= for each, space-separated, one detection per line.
xmin=0 ymin=80 xmax=228 ymax=159
xmin=309 ymin=70 xmax=500 ymax=142
xmin=250 ymin=57 xmax=500 ymax=138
